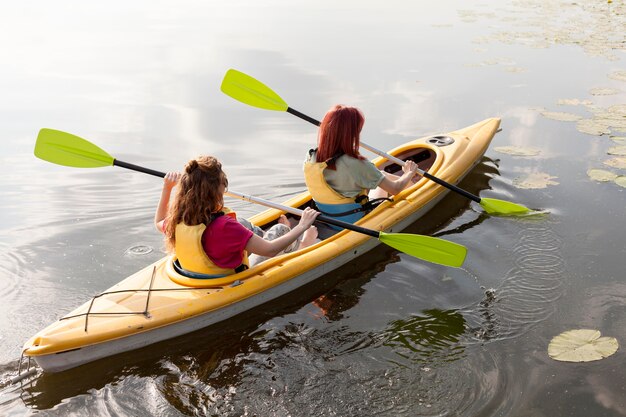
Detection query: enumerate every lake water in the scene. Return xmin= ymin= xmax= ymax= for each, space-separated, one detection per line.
xmin=1 ymin=0 xmax=625 ymax=415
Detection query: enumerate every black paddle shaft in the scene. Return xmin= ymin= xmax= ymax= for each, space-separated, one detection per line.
xmin=287 ymin=107 xmax=320 ymax=127
xmin=314 ymin=215 xmax=379 ymax=238
xmin=421 ymin=171 xmax=481 ymax=204
xmin=113 ymin=159 xmax=166 ymax=178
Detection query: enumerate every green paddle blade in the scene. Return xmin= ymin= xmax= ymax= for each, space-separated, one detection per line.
xmin=479 ymin=197 xmax=530 ymax=215
xmin=379 ymin=232 xmax=467 ymax=268
xmin=35 ymin=129 xmax=114 ymax=168
xmin=220 ymin=69 xmax=289 ymax=112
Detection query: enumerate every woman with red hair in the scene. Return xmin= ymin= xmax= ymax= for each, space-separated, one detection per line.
xmin=303 ymin=105 xmax=418 ymax=224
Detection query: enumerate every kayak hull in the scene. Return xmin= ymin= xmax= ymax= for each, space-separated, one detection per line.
xmin=23 ymin=118 xmax=501 ymax=372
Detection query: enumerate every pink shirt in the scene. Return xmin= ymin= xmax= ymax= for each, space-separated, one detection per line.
xmin=201 ymin=215 xmax=253 ymax=268
xmin=162 ymin=215 xmax=254 ymax=269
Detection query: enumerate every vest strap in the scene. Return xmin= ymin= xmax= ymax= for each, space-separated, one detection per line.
xmin=173 ymin=259 xmax=248 ymax=279
xmin=173 ymin=259 xmax=227 ymax=279
xmin=314 ymin=197 xmax=392 ymax=217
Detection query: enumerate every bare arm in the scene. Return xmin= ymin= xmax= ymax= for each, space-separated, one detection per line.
xmin=154 ymin=172 xmax=181 ymax=233
xmin=245 ymin=207 xmax=320 ymax=257
xmin=377 ymin=160 xmax=419 ymax=195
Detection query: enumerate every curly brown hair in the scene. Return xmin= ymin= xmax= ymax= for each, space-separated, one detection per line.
xmin=164 ymin=155 xmax=228 ymax=252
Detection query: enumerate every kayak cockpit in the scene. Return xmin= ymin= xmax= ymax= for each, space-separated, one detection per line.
xmin=380 ymin=146 xmax=436 ymax=175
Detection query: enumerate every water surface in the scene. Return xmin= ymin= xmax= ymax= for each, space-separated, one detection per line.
xmin=1 ymin=1 xmax=625 ymax=415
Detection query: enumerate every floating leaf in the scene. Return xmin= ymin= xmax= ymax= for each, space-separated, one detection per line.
xmin=587 ymin=169 xmax=618 ymax=182
xmin=608 ymin=71 xmax=626 ymax=82
xmin=513 ymin=172 xmax=559 ymax=189
xmin=611 ymin=136 xmax=626 ymax=144
xmin=540 ymin=111 xmax=583 ymax=122
xmin=576 ymin=119 xmax=611 ymax=136
xmin=548 ymin=329 xmax=619 ymax=362
xmin=608 ymin=146 xmax=626 ymax=156
xmin=616 ymin=177 xmax=626 ymax=188
xmin=557 ymin=98 xmax=593 ymax=106
xmin=467 ymin=3 xmax=626 ymax=64
xmin=504 ymin=66 xmax=526 ymax=73
xmin=604 ymin=157 xmax=626 ymax=170
xmin=590 ymin=87 xmax=620 ymax=96
xmin=494 ymin=146 xmax=541 ymax=156
xmin=608 ymin=104 xmax=626 ymax=116
xmin=596 ymin=116 xmax=626 ymax=130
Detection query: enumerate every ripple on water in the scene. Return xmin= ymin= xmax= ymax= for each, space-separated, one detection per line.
xmin=466 ymin=223 xmax=566 ymax=342
xmin=147 ymin=320 xmax=522 ymax=417
xmin=0 ymin=245 xmax=23 ymax=302
xmin=124 ymin=245 xmax=154 ymax=257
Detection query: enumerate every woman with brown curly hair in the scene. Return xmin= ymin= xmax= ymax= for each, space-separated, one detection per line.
xmin=154 ymin=155 xmax=319 ymax=276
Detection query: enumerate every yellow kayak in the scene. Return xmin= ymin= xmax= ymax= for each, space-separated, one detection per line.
xmin=22 ymin=117 xmax=500 ymax=372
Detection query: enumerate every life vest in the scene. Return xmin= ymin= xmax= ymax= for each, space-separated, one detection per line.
xmin=174 ymin=210 xmax=249 ymax=276
xmin=303 ymin=152 xmax=369 ymax=224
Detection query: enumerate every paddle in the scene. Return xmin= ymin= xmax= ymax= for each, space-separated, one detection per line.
xmin=34 ymin=128 xmax=467 ymax=267
xmin=220 ymin=68 xmax=530 ymax=215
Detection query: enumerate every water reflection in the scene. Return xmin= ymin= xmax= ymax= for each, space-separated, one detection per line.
xmin=2 ymin=0 xmax=626 ymax=415
xmin=380 ymin=309 xmax=466 ymax=362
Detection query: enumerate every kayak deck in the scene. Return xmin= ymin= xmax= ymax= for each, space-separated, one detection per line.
xmin=22 ymin=117 xmax=500 ymax=372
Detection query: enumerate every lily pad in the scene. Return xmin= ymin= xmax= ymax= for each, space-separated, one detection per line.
xmin=548 ymin=329 xmax=618 ymax=362
xmin=608 ymin=104 xmax=626 ymax=116
xmin=616 ymin=177 xmax=626 ymax=188
xmin=494 ymin=146 xmax=541 ymax=156
xmin=513 ymin=172 xmax=559 ymax=189
xmin=587 ymin=169 xmax=618 ymax=182
xmin=604 ymin=157 xmax=626 ymax=170
xmin=576 ymin=119 xmax=611 ymax=136
xmin=608 ymin=146 xmax=626 ymax=156
xmin=504 ymin=66 xmax=526 ymax=73
xmin=557 ymin=98 xmax=593 ymax=106
xmin=540 ymin=111 xmax=583 ymax=122
xmin=608 ymin=71 xmax=626 ymax=82
xmin=611 ymin=136 xmax=626 ymax=144
xmin=590 ymin=87 xmax=620 ymax=96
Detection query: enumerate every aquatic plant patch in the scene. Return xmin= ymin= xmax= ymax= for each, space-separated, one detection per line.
xmin=494 ymin=146 xmax=541 ymax=157
xmin=587 ymin=169 xmax=618 ymax=182
xmin=548 ymin=329 xmax=619 ymax=362
xmin=512 ymin=172 xmax=559 ymax=189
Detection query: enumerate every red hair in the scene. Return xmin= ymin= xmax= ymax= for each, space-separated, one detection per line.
xmin=316 ymin=105 xmax=365 ymax=169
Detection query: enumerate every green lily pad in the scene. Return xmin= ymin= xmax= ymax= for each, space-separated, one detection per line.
xmin=604 ymin=157 xmax=626 ymax=170
xmin=608 ymin=104 xmax=626 ymax=116
xmin=585 ymin=110 xmax=626 ymax=134
xmin=494 ymin=146 xmax=541 ymax=156
xmin=540 ymin=111 xmax=583 ymax=122
xmin=548 ymin=329 xmax=619 ymax=362
xmin=590 ymin=87 xmax=620 ymax=96
xmin=608 ymin=71 xmax=626 ymax=82
xmin=504 ymin=66 xmax=526 ymax=73
xmin=557 ymin=98 xmax=593 ymax=106
xmin=588 ymin=169 xmax=618 ymax=182
xmin=513 ymin=172 xmax=559 ymax=189
xmin=576 ymin=119 xmax=611 ymax=136
xmin=608 ymin=146 xmax=626 ymax=156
